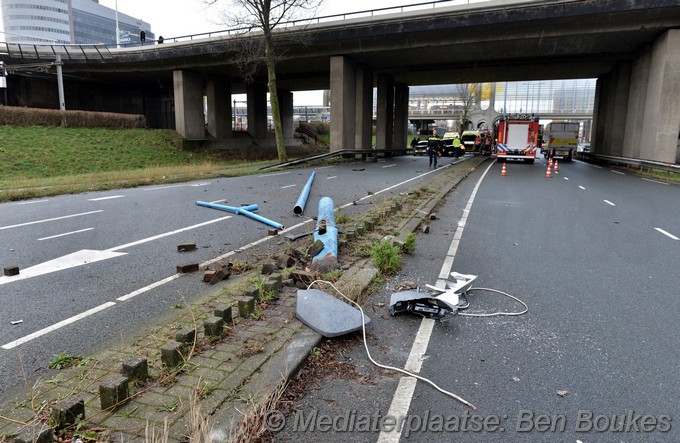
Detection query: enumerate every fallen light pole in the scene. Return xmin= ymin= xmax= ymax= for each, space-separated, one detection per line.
xmin=293 ymin=170 xmax=316 ymax=216
xmin=311 ymin=196 xmax=339 ymax=272
xmin=195 ymin=201 xmax=284 ymax=230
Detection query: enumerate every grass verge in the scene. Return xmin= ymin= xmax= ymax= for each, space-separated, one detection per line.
xmin=0 ymin=126 xmax=282 ymax=202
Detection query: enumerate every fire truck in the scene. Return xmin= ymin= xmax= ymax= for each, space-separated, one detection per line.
xmin=495 ymin=114 xmax=540 ymax=164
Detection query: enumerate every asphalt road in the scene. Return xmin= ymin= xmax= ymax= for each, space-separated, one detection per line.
xmin=0 ymin=155 xmax=462 ymax=402
xmin=275 ymin=158 xmax=680 ymax=442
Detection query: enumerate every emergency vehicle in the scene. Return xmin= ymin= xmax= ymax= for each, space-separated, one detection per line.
xmin=495 ymin=114 xmax=540 ymax=164
xmin=543 ymin=121 xmax=579 ymax=161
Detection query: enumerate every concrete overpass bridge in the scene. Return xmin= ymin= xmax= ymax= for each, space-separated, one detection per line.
xmin=0 ymin=0 xmax=678 ymax=164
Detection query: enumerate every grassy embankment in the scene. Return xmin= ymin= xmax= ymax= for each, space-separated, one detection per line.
xmin=0 ymin=126 xmax=279 ymax=202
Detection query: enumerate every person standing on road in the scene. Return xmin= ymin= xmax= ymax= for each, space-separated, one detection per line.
xmin=452 ymin=135 xmax=463 ymax=158
xmin=428 ymin=130 xmax=440 ymax=168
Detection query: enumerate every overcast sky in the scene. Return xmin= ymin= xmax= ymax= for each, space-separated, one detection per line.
xmin=98 ymin=0 xmax=429 ymax=39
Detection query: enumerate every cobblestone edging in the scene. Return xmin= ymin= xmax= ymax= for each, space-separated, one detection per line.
xmin=0 ymin=156 xmax=488 ymax=442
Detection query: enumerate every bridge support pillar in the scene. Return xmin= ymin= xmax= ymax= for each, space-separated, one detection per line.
xmin=206 ymin=77 xmax=232 ymax=139
xmin=636 ymin=29 xmax=680 ymax=163
xmin=330 ymin=56 xmax=356 ymax=152
xmin=394 ymin=83 xmax=409 ymax=152
xmin=278 ymin=89 xmax=294 ymax=140
xmin=597 ymin=29 xmax=680 ymax=164
xmin=603 ymin=62 xmax=631 ymax=157
xmin=173 ymin=70 xmax=204 ymax=140
xmin=376 ymin=74 xmax=394 ymax=151
xmin=355 ymin=65 xmax=373 ymax=151
xmin=247 ymin=82 xmax=268 ymax=140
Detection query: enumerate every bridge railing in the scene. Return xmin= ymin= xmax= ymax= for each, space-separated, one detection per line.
xmin=0 ymin=42 xmax=113 ymax=61
xmin=0 ymin=0 xmax=488 ymax=58
xmin=584 ymin=153 xmax=680 ymax=174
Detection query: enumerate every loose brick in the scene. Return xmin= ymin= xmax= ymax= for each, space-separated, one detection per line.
xmin=203 ymin=270 xmax=217 ymax=282
xmin=261 ymin=262 xmax=277 ymax=275
xmin=209 ymin=267 xmax=231 ymax=285
xmin=422 ymin=224 xmax=430 ymax=234
xmin=429 ymin=212 xmax=437 ymax=220
xmin=307 ymin=239 xmax=324 ymax=257
xmin=121 ymin=356 xmax=148 ymax=381
xmin=267 ymin=228 xmax=279 ymax=236
xmin=99 ymin=375 xmax=129 ymax=410
xmin=177 ymin=263 xmax=199 ymax=273
xmin=177 ymin=243 xmax=197 ymax=252
xmin=50 ymin=397 xmax=85 ymax=429
xmin=291 ymin=270 xmax=315 ymax=286
xmin=3 ymin=266 xmax=19 ymax=276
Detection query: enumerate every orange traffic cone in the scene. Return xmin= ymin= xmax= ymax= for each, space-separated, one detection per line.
xmin=548 ymin=157 xmax=553 ymax=168
xmin=501 ymin=163 xmax=507 ymax=176
xmin=545 ymin=164 xmax=552 ymax=178
xmin=553 ymin=160 xmax=559 ymax=172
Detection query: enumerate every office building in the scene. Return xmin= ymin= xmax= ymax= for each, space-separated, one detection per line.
xmin=0 ymin=0 xmax=153 ymax=45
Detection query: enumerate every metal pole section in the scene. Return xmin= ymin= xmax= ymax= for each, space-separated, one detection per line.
xmin=195 ymin=201 xmax=258 ymax=214
xmin=0 ymin=61 xmax=7 ymax=106
xmin=55 ymin=55 xmax=65 ymax=111
xmin=115 ymin=0 xmax=120 ymax=48
xmin=311 ymin=196 xmax=339 ymax=271
xmin=293 ymin=171 xmax=316 ymax=216
xmin=196 ymin=201 xmax=284 ymax=230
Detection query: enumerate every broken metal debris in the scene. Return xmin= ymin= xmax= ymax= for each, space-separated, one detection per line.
xmin=10 ymin=320 xmax=23 ymax=325
xmin=389 ymin=273 xmax=477 ymax=320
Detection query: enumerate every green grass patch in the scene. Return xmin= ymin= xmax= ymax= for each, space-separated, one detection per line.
xmin=0 ymin=126 xmax=279 ymax=202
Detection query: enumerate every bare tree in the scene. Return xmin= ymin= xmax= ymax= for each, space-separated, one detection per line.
xmin=205 ymin=0 xmax=324 ymax=162
xmin=456 ymin=83 xmax=477 ymax=135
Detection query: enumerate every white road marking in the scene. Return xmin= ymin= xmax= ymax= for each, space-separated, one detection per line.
xmin=257 ymin=171 xmax=290 ymax=178
xmin=383 ymin=164 xmax=397 ymax=168
xmin=603 ymin=200 xmax=616 ymax=206
xmin=281 ymin=184 xmax=297 ymax=189
xmin=326 ymin=176 xmax=337 ymax=180
xmin=342 ymin=163 xmax=449 ymax=208
xmin=611 ymin=170 xmax=625 ymax=175
xmin=579 ymin=186 xmax=586 ymax=190
xmin=1 ymin=216 xmax=232 ymax=287
xmin=144 ymin=182 xmax=211 ymax=191
xmin=642 ymin=178 xmax=669 ymax=185
xmin=117 ymin=275 xmax=181 ymax=301
xmin=38 ymin=228 xmax=94 ymax=241
xmin=16 ymin=199 xmax=49 ymax=205
xmin=1 ymin=302 xmax=116 ymax=350
xmin=106 ymin=216 xmax=232 ymax=252
xmin=88 ymin=195 xmax=124 ymax=201
xmin=378 ymin=161 xmax=493 ymax=442
xmin=0 ymin=210 xmax=103 ymax=231
xmin=0 ymin=250 xmax=127 ymax=286
xmin=655 ymin=228 xmax=679 ymax=241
